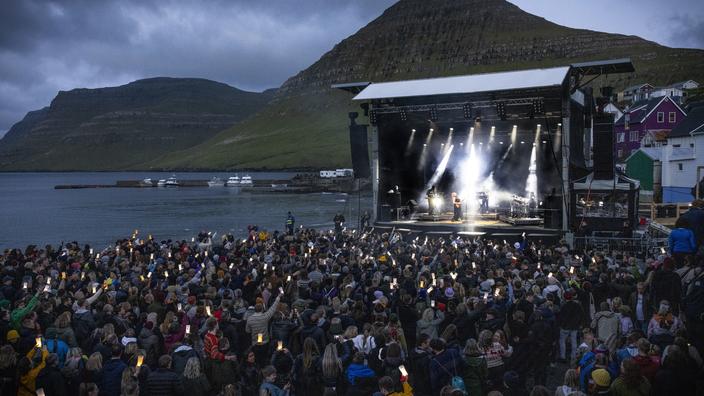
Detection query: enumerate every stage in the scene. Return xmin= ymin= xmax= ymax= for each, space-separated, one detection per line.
xmin=373 ymin=211 xmax=561 ymax=242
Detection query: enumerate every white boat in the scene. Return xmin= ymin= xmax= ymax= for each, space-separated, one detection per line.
xmin=165 ymin=176 xmax=179 ymax=187
xmin=207 ymin=177 xmax=224 ymax=187
xmin=240 ymin=175 xmax=253 ymax=186
xmin=225 ymin=176 xmax=240 ymax=187
xmin=157 ymin=179 xmax=166 ymax=187
xmin=140 ymin=178 xmax=153 ymax=187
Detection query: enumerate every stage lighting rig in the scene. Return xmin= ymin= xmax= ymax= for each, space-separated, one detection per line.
xmin=533 ymin=99 xmax=544 ymax=115
xmin=496 ymin=102 xmax=507 ymax=120
xmin=400 ymin=109 xmax=407 ymax=121
xmin=429 ymin=105 xmax=438 ymax=121
xmin=463 ymin=103 xmax=473 ymax=119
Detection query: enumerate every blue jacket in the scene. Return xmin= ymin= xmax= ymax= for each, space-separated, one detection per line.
xmin=260 ymin=381 xmax=289 ymax=396
xmin=347 ymin=363 xmax=376 ymax=385
xmin=99 ymin=358 xmax=127 ymax=396
xmin=669 ymin=228 xmax=696 ymax=254
xmin=44 ymin=338 xmax=69 ymax=368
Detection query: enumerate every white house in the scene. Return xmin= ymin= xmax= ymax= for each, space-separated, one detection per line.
xmin=661 ymin=104 xmax=704 ymax=202
xmin=602 ymin=102 xmax=623 ymax=121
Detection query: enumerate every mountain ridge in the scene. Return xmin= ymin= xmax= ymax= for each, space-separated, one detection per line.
xmin=0 ymin=77 xmax=274 ymax=170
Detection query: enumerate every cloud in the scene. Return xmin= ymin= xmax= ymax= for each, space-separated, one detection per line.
xmin=669 ymin=14 xmax=704 ymax=49
xmin=0 ymin=0 xmax=397 ymax=133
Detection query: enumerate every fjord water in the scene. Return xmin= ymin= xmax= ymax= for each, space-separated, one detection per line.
xmin=0 ymin=172 xmax=371 ymax=249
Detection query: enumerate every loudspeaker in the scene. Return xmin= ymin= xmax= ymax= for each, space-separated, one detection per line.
xmin=349 ymin=114 xmax=371 ymax=178
xmin=593 ymin=113 xmax=615 ymax=180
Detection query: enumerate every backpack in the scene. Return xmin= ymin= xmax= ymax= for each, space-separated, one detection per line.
xmin=683 ymin=272 xmax=704 ymax=322
xmin=433 ymin=354 xmax=467 ymax=395
xmin=72 ymin=311 xmax=96 ymax=348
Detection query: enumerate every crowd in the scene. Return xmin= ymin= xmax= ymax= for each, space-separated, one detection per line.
xmin=0 ymin=202 xmax=703 ymax=396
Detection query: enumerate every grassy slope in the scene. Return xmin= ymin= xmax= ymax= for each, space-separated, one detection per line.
xmin=147 ymin=49 xmax=704 ymax=170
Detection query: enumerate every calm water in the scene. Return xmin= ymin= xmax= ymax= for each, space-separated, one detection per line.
xmin=0 ymin=172 xmax=371 ymax=249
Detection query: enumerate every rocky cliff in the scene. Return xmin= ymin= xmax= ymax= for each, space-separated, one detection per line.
xmin=148 ymin=0 xmax=704 ymax=170
xmin=0 ymin=78 xmax=274 ymax=170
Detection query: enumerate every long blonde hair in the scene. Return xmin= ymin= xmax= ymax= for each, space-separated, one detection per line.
xmin=321 ymin=343 xmax=342 ymax=377
xmin=183 ymin=357 xmax=202 ymax=379
xmin=86 ymin=352 xmax=103 ymax=371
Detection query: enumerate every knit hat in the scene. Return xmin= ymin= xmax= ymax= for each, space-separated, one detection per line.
xmin=591 ymin=368 xmax=611 ymax=387
xmin=6 ymin=330 xmax=19 ymax=342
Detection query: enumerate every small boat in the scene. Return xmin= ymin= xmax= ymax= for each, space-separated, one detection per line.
xmin=207 ymin=177 xmax=224 ymax=187
xmin=225 ymin=176 xmax=240 ymax=187
xmin=240 ymin=175 xmax=253 ymax=186
xmin=165 ymin=176 xmax=179 ymax=187
xmin=157 ymin=179 xmax=166 ymax=187
xmin=140 ymin=178 xmax=153 ymax=187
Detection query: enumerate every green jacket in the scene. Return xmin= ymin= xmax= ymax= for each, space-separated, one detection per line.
xmin=609 ymin=376 xmax=651 ymax=396
xmin=462 ymin=353 xmax=488 ymax=396
xmin=11 ymin=294 xmax=39 ymax=330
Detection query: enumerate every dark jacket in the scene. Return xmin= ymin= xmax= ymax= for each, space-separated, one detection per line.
xmin=429 ymin=348 xmax=465 ymax=394
xmin=99 ymin=358 xmax=127 ymax=396
xmin=35 ymin=365 xmax=68 ymax=396
xmin=462 ymin=353 xmax=488 ymax=396
xmin=146 ymin=368 xmax=183 ymax=396
xmin=299 ymin=324 xmax=326 ymax=353
xmin=171 ymin=345 xmax=198 ymax=376
xmin=558 ymin=300 xmax=584 ymax=330
xmin=182 ymin=374 xmax=210 ymax=396
xmin=407 ymin=347 xmax=431 ymax=396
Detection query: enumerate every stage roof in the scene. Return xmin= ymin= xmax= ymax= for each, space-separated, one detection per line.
xmin=353 ymin=66 xmax=569 ymax=101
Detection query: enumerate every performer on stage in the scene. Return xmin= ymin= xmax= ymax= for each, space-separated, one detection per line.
xmin=452 ymin=193 xmax=462 ymax=221
xmin=427 ymin=185 xmax=438 ymax=215
xmin=478 ymin=192 xmax=489 ymax=214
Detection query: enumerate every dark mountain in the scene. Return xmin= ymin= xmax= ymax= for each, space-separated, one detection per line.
xmin=0 ymin=78 xmax=274 ymax=170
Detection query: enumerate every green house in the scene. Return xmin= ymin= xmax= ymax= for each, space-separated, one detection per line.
xmin=625 ymin=147 xmax=661 ymax=191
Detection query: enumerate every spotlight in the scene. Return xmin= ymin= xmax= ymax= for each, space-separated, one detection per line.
xmin=463 ymin=103 xmax=473 ymax=119
xmin=423 ymin=144 xmax=427 ymax=147
xmin=496 ymin=102 xmax=506 ymax=120
xmin=431 ymin=196 xmax=443 ymax=210
xmin=449 ymin=127 xmax=454 ymax=131
xmin=412 ymin=129 xmax=416 ymax=132
xmin=430 ymin=105 xmax=438 ymax=121
xmin=521 ymin=141 xmax=525 ymax=144
xmin=499 ymin=141 xmax=504 ymax=144
xmin=460 ymin=142 xmax=464 ymax=146
xmin=400 ymin=109 xmax=407 ymax=121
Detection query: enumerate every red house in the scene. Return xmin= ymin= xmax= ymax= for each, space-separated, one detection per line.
xmin=613 ymin=96 xmax=686 ymax=161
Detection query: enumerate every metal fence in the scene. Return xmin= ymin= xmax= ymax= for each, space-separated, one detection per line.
xmin=573 ymin=234 xmax=669 ymax=257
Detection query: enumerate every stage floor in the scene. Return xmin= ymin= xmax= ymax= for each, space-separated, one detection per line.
xmin=374 ymin=213 xmax=561 ymax=241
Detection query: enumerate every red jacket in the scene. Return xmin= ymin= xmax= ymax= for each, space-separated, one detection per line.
xmin=204 ymin=332 xmax=225 ymax=361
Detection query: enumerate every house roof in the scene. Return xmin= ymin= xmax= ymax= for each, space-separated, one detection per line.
xmin=667 ymin=80 xmax=699 ymax=90
xmin=615 ymin=96 xmax=687 ymax=126
xmin=626 ymin=147 xmax=662 ymax=162
xmin=622 ymin=83 xmax=653 ymax=93
xmin=352 ymin=66 xmax=569 ymax=101
xmin=670 ymin=105 xmax=704 ymax=137
xmin=647 ymin=129 xmax=670 ymax=141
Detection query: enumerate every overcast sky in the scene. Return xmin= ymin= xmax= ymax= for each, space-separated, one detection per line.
xmin=1 ymin=0 xmax=702 ymax=137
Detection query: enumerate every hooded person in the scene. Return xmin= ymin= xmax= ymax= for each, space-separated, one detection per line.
xmin=35 ymin=353 xmax=68 ymax=396
xmin=591 ymin=302 xmax=620 ymax=353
